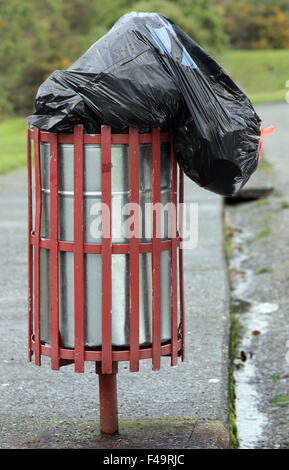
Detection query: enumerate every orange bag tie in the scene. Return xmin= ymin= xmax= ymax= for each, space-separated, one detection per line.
xmin=258 ymin=125 xmax=275 ymax=163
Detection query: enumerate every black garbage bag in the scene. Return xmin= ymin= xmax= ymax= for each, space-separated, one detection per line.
xmin=28 ymin=11 xmax=261 ymax=197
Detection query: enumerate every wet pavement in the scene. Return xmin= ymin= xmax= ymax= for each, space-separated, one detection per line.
xmin=226 ymin=102 xmax=289 ymax=449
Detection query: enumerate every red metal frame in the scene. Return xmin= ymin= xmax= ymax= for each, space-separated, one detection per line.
xmin=49 ymin=132 xmax=60 ymax=370
xmin=179 ymin=169 xmax=185 ymax=362
xmin=33 ymin=126 xmax=41 ymax=366
xmin=152 ymin=128 xmax=161 ymax=371
xmin=73 ymin=125 xmax=85 ymax=373
xmin=101 ymin=126 xmax=113 ymax=374
xmin=28 ymin=125 xmax=185 ymax=372
xmin=129 ymin=127 xmax=140 ymax=372
xmin=170 ymin=134 xmax=178 ymax=366
xmin=27 ymin=124 xmax=33 ymax=362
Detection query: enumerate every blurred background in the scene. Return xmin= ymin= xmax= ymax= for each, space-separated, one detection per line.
xmin=0 ymin=0 xmax=288 ymax=174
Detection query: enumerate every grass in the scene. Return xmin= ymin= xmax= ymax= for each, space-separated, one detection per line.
xmin=256 ymin=228 xmax=271 ymax=239
xmin=275 ymin=395 xmax=289 ymax=407
xmin=229 ymin=305 xmax=240 ymax=449
xmin=250 ymin=228 xmax=272 ymax=244
xmin=258 ymin=156 xmax=273 ymax=175
xmin=281 ymin=201 xmax=289 ymax=210
xmin=0 ymin=117 xmax=27 ymax=174
xmin=224 ymin=216 xmax=239 ymax=449
xmin=256 ymin=267 xmax=272 ymax=274
xmin=271 ymin=373 xmax=281 ymax=383
xmin=217 ymin=49 xmax=289 ymax=105
xmin=255 ymin=198 xmax=269 ymax=208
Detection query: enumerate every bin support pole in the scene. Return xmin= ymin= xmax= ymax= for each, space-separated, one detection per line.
xmin=96 ymin=361 xmax=119 ymax=436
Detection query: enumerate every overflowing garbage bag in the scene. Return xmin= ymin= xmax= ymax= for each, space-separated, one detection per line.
xmin=28 ymin=11 xmax=262 ymax=197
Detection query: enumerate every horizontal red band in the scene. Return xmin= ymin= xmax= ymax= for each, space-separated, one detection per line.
xmin=29 ymin=234 xmax=181 ymax=253
xmin=30 ymin=338 xmax=183 ymax=363
xmin=28 ymin=128 xmax=170 ymax=145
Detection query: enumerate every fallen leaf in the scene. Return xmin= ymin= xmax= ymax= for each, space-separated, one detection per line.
xmin=236 ymin=351 xmax=247 ymax=362
xmin=252 ymin=330 xmax=261 ymax=336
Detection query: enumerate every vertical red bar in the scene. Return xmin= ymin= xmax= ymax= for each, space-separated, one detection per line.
xmin=33 ymin=126 xmax=41 ymax=366
xmin=152 ymin=128 xmax=161 ymax=371
xmin=179 ymin=169 xmax=185 ymax=361
xmin=101 ymin=125 xmax=112 ymax=374
xmin=49 ymin=133 xmax=60 ymax=370
xmin=27 ymin=125 xmax=33 ymax=361
xmin=73 ymin=125 xmax=85 ymax=373
xmin=129 ymin=127 xmax=140 ymax=372
xmin=170 ymin=134 xmax=178 ymax=366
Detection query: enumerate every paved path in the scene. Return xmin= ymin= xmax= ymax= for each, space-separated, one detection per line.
xmin=0 ymin=156 xmax=231 ymax=448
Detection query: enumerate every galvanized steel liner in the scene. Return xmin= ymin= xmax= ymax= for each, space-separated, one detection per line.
xmin=37 ymin=140 xmax=179 ymax=348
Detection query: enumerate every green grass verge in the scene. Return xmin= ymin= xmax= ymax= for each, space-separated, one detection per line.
xmin=217 ymin=49 xmax=289 ymax=105
xmin=223 ymin=208 xmax=239 ymax=449
xmin=229 ymin=304 xmax=240 ymax=449
xmin=0 ymin=117 xmax=27 ymax=175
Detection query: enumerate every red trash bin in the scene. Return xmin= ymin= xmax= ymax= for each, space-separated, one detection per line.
xmin=27 ymin=124 xmax=185 ymax=434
